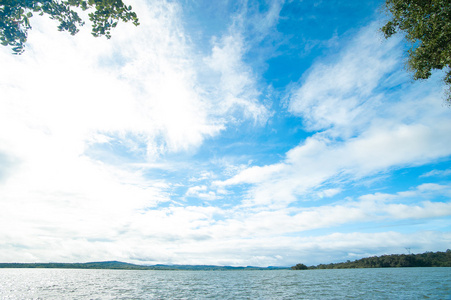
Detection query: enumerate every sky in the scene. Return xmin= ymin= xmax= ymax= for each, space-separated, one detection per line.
xmin=0 ymin=0 xmax=450 ymax=267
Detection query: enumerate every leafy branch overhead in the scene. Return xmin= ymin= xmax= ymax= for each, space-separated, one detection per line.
xmin=381 ymin=0 xmax=451 ymax=102
xmin=0 ymin=0 xmax=139 ymax=54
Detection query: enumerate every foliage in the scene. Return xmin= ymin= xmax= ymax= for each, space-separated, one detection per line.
xmin=291 ymin=263 xmax=308 ymax=270
xmin=291 ymin=250 xmax=451 ymax=270
xmin=381 ymin=0 xmax=451 ymax=102
xmin=0 ymin=0 xmax=139 ymax=54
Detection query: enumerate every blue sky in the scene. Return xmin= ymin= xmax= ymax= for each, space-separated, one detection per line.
xmin=0 ymin=0 xmax=450 ymax=267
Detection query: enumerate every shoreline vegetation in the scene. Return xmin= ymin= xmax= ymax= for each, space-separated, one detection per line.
xmin=0 ymin=250 xmax=449 ymax=271
xmin=291 ymin=250 xmax=451 ymax=270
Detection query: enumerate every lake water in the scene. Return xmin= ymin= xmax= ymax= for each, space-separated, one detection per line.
xmin=0 ymin=268 xmax=450 ymax=299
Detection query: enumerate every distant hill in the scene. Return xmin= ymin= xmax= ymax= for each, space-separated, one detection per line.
xmin=0 ymin=261 xmax=287 ymax=271
xmin=0 ymin=261 xmax=169 ymax=270
xmin=292 ymin=250 xmax=451 ymax=270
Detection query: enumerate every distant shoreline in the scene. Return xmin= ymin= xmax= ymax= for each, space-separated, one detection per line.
xmin=0 ymin=261 xmax=288 ymax=271
xmin=2 ymin=250 xmax=450 ymax=271
xmin=291 ymin=250 xmax=451 ymax=270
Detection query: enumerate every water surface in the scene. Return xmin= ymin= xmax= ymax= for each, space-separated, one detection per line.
xmin=0 ymin=267 xmax=449 ymax=299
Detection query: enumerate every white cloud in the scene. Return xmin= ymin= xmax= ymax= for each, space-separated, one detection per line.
xmin=384 ymin=201 xmax=451 ymax=219
xmin=0 ymin=0 xmax=282 ymax=265
xmin=217 ymin=22 xmax=451 ymax=207
xmin=204 ymin=33 xmax=271 ymax=124
xmin=317 ymin=188 xmax=342 ymax=198
xmin=202 ymin=2 xmax=280 ymax=126
xmin=0 ymin=0 xmax=225 ymax=263
xmin=139 ymin=182 xmax=451 ymax=243
xmin=291 ymin=231 xmax=451 ymax=265
xmin=0 ymin=176 xmax=449 ymax=265
xmin=288 ymin=22 xmax=402 ymax=132
xmin=216 ymin=163 xmax=285 ymax=186
xmin=189 ymin=171 xmax=216 ymax=182
xmin=185 ymin=185 xmax=218 ymax=201
xmin=421 ymin=169 xmax=451 ymax=178
xmin=0 ymin=1 xmax=222 ymax=159
xmin=0 ymin=0 xmax=280 ymax=209
xmin=360 ymin=183 xmax=451 ymax=202
xmin=2 ymin=227 xmax=447 ymax=266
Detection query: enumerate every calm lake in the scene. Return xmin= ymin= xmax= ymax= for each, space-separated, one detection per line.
xmin=0 ymin=267 xmax=450 ymax=299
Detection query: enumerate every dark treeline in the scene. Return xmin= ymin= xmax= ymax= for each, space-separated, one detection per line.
xmin=292 ymin=250 xmax=451 ymax=270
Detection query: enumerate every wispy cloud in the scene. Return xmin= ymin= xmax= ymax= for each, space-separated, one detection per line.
xmin=288 ymin=22 xmax=402 ymax=133
xmin=421 ymin=169 xmax=451 ymax=178
xmin=203 ymin=6 xmax=279 ymax=125
xmin=218 ymin=23 xmax=451 ymax=208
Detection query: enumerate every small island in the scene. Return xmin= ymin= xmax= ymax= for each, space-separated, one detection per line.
xmin=291 ymin=250 xmax=451 ymax=270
